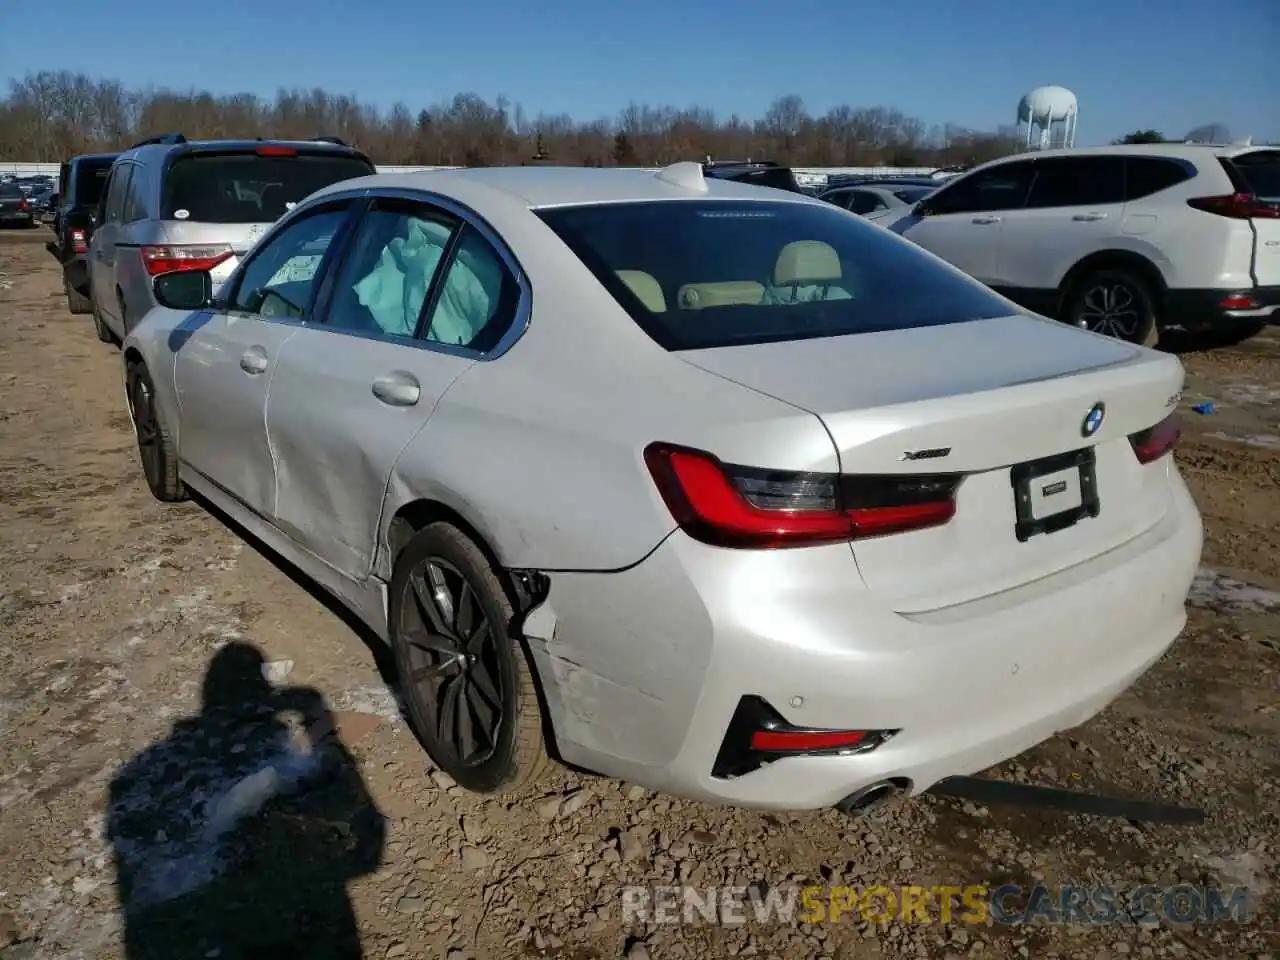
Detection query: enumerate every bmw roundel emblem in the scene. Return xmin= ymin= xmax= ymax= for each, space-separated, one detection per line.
xmin=1081 ymin=402 xmax=1106 ymax=438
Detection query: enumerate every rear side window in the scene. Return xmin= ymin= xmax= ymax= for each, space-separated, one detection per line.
xmin=161 ymin=151 xmax=374 ymax=224
xmin=74 ymin=161 xmax=112 ymax=208
xmin=1227 ymin=151 xmax=1280 ymax=199
xmin=1026 ymin=157 xmax=1125 ymax=208
xmin=1124 ymin=157 xmax=1193 ymax=201
xmin=537 ymin=200 xmax=1015 ymax=351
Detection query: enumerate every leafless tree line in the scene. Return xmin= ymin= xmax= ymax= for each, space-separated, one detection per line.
xmin=1 ymin=71 xmax=1024 ymax=168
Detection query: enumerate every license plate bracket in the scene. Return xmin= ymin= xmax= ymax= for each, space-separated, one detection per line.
xmin=1010 ymin=447 xmax=1099 ymax=542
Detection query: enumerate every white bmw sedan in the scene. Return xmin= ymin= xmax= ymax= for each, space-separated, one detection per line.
xmin=120 ymin=162 xmax=1202 ymax=814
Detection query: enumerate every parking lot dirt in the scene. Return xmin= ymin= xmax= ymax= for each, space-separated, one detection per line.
xmin=1 ymin=229 xmax=1277 ymax=960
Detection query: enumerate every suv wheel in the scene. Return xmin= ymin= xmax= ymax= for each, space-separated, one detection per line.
xmin=91 ymin=295 xmax=115 ymax=343
xmin=1064 ymin=268 xmax=1157 ymax=345
xmin=64 ymin=276 xmax=92 ymax=315
xmin=389 ymin=522 xmax=553 ymax=795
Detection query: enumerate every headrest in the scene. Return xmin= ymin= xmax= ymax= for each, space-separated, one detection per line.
xmin=774 ymin=241 xmax=842 ymax=286
xmin=616 ymin=270 xmax=666 ymax=312
xmin=676 ymin=281 xmax=766 ymax=309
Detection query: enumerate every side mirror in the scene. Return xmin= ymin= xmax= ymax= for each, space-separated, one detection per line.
xmin=153 ymin=271 xmax=213 ymax=311
xmin=913 ymin=200 xmax=934 ymax=217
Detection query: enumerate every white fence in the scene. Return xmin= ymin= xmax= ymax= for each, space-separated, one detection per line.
xmin=0 ymin=159 xmax=940 ymax=189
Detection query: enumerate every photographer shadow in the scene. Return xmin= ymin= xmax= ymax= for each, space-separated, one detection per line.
xmin=107 ymin=642 xmax=387 ymax=960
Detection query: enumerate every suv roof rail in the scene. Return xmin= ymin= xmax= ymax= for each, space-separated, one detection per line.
xmin=129 ymin=133 xmax=187 ymax=149
xmin=306 ymin=136 xmax=348 ymax=146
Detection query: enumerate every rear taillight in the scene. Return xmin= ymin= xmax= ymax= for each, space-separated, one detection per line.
xmin=70 ymin=229 xmax=87 ymax=254
xmin=643 ymin=442 xmax=962 ymax=549
xmin=1129 ymin=412 xmax=1180 ymax=464
xmin=142 ymin=244 xmax=233 ymax=277
xmin=17 ymin=198 xmax=29 ymax=212
xmin=1186 ymin=193 xmax=1280 ymax=220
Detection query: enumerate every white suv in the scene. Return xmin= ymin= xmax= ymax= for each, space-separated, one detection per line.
xmin=883 ymin=144 xmax=1280 ymax=343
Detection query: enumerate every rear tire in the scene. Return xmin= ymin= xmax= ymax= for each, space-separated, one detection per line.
xmin=125 ymin=360 xmax=186 ymax=502
xmin=1063 ymin=268 xmax=1157 ymax=345
xmin=389 ymin=522 xmax=553 ymax=795
xmin=64 ymin=276 xmax=92 ymax=315
xmin=91 ymin=296 xmax=116 ymax=344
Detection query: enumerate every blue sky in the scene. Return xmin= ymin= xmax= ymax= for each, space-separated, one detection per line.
xmin=3 ymin=0 xmax=1277 ymax=146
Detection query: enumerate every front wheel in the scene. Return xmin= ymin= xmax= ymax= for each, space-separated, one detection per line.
xmin=64 ymin=276 xmax=92 ymax=315
xmin=389 ymin=522 xmax=553 ymax=795
xmin=91 ymin=296 xmax=116 ymax=344
xmin=1063 ymin=268 xmax=1158 ymax=345
xmin=126 ymin=361 xmax=186 ymax=502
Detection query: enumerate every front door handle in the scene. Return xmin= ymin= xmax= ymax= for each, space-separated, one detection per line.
xmin=240 ymin=346 xmax=269 ymax=375
xmin=1072 ymin=212 xmax=1107 ymax=222
xmin=972 ymin=216 xmax=1002 ymax=224
xmin=372 ymin=372 xmax=421 ymax=407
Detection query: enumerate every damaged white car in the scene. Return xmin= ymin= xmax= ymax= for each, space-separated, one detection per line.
xmin=120 ymin=162 xmax=1203 ymax=814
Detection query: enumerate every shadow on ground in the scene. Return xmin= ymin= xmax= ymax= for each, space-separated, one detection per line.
xmin=106 ymin=641 xmax=387 ymax=959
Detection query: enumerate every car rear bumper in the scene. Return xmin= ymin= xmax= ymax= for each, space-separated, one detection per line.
xmin=531 ymin=463 xmax=1203 ymax=810
xmin=1163 ymin=286 xmax=1280 ymax=330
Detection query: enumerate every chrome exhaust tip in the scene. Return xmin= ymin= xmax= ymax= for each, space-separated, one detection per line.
xmin=835 ymin=779 xmax=909 ymax=818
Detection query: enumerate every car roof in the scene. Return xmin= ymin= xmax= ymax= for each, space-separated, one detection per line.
xmin=311 ymin=165 xmax=822 ymax=210
xmin=117 ymin=139 xmax=370 ymax=164
xmin=984 ymin=143 xmax=1270 ymax=164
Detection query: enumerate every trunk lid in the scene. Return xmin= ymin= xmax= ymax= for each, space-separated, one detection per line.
xmin=679 ymin=315 xmax=1185 ymax=612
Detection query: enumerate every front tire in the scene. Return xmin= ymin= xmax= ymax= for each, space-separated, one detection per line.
xmin=1063 ymin=268 xmax=1157 ymax=345
xmin=91 ymin=296 xmax=116 ymax=343
xmin=389 ymin=522 xmax=552 ymax=795
xmin=126 ymin=360 xmax=186 ymax=502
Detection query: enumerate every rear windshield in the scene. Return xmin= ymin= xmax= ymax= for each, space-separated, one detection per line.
xmin=161 ymin=151 xmax=374 ymax=223
xmin=537 ymin=200 xmax=1015 ymax=350
xmin=1230 ymin=151 xmax=1280 ymax=199
xmin=0 ymin=183 xmax=22 ymax=198
xmin=74 ymin=161 xmax=113 ymax=207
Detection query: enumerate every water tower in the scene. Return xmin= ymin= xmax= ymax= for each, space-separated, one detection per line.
xmin=1016 ymin=86 xmax=1078 ymax=150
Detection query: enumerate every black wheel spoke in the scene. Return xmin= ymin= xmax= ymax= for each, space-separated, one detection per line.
xmin=463 ymin=680 xmax=494 ymax=750
xmin=455 ymin=581 xmax=475 ymax=637
xmin=455 ymin=678 xmax=476 ymax=757
xmin=405 ymin=656 xmax=460 ymax=686
xmin=438 ymin=675 xmax=462 ymax=746
xmin=465 ymin=618 xmax=490 ymax=656
xmin=402 ymin=623 xmax=456 ymax=658
xmin=468 ymin=649 xmax=502 ymax=713
xmin=411 ymin=569 xmax=458 ymax=642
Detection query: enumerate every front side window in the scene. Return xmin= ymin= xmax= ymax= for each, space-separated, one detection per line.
xmin=1025 ymin=157 xmax=1125 ymax=208
xmin=229 ymin=207 xmax=349 ymax=318
xmin=162 ymin=151 xmax=374 ymax=224
xmin=928 ymin=162 xmax=1034 ymax=215
xmin=537 ymin=199 xmax=1015 ymax=351
xmin=324 ymin=204 xmax=460 ymax=338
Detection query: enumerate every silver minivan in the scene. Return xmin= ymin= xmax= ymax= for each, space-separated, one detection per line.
xmin=87 ymin=134 xmax=376 ymax=343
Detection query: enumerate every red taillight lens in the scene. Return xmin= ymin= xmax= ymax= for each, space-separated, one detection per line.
xmin=1187 ymin=193 xmax=1280 ymax=220
xmin=71 ymin=229 xmax=87 ymax=254
xmin=1129 ymin=413 xmax=1180 ymax=464
xmin=750 ymin=729 xmax=868 ymax=752
xmin=18 ymin=198 xmax=29 ymax=212
xmin=142 ymin=244 xmax=233 ymax=277
xmin=255 ymin=146 xmax=297 ymax=157
xmin=643 ymin=443 xmax=961 ymax=548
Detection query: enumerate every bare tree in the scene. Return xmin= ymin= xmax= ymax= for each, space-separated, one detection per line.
xmin=0 ymin=69 xmax=1024 ymax=169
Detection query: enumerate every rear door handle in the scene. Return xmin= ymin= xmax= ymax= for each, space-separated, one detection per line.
xmin=240 ymin=346 xmax=269 ymax=375
xmin=372 ymin=372 xmax=421 ymax=407
xmin=971 ymin=216 xmax=1002 ymax=224
xmin=1072 ymin=212 xmax=1107 ymax=221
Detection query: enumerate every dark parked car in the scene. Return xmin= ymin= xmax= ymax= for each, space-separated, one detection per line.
xmin=700 ymin=160 xmax=805 ymax=193
xmin=0 ymin=182 xmax=36 ymax=228
xmin=46 ymin=152 xmax=119 ymax=314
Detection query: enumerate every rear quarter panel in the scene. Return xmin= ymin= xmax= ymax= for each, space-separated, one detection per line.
xmin=377 ymin=191 xmax=838 ymax=573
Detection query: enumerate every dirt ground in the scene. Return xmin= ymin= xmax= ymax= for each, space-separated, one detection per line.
xmin=0 ymin=228 xmax=1277 ymax=960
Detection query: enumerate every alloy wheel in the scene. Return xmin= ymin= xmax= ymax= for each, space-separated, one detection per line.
xmin=399 ymin=557 xmax=504 ymax=766
xmin=1075 ymin=282 xmax=1143 ymax=340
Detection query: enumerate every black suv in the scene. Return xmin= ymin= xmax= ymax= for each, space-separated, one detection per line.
xmin=46 ymin=152 xmax=120 ymax=314
xmin=700 ymin=160 xmax=804 ymax=193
